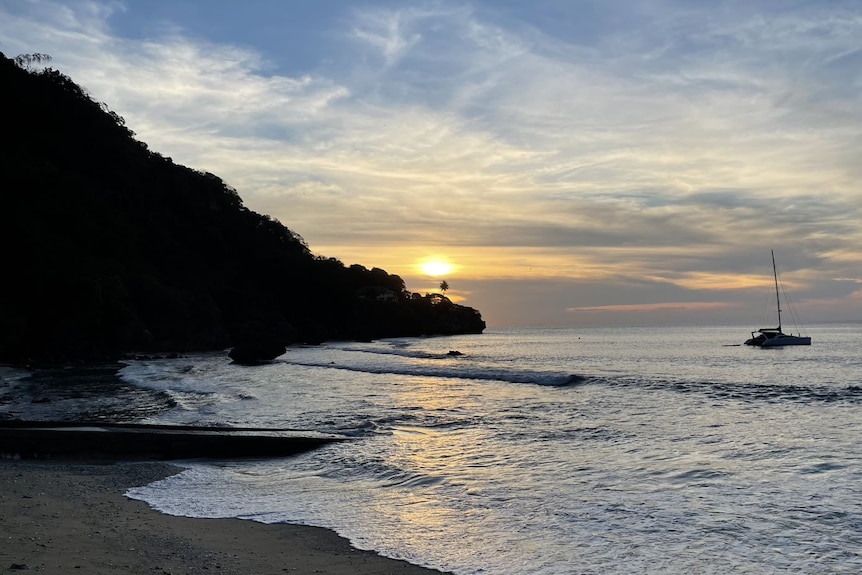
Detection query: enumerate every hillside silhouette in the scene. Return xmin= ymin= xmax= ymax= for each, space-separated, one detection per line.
xmin=0 ymin=52 xmax=485 ymax=365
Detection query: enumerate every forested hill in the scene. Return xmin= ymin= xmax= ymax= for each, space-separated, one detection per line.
xmin=0 ymin=52 xmax=485 ymax=365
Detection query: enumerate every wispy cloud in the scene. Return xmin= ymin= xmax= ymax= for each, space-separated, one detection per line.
xmin=2 ymin=0 xmax=861 ymax=325
xmin=567 ymin=301 xmax=737 ymax=313
xmin=350 ymin=6 xmax=426 ymax=67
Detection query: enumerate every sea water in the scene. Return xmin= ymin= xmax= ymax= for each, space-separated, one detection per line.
xmin=9 ymin=325 xmax=862 ymax=574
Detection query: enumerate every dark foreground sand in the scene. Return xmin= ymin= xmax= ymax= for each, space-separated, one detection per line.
xmin=0 ymin=459 xmax=450 ymax=575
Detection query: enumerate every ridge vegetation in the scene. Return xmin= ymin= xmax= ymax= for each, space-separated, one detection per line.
xmin=0 ymin=52 xmax=485 ymax=365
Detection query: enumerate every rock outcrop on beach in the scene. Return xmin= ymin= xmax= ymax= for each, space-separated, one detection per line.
xmin=0 ymin=52 xmax=485 ymax=365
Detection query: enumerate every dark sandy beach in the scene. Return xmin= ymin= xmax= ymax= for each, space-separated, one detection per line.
xmin=0 ymin=459 xmax=450 ymax=575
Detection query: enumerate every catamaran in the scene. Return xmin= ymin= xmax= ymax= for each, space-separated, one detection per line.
xmin=744 ymin=250 xmax=811 ymax=347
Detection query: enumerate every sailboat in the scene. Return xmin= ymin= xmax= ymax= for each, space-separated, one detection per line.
xmin=744 ymin=250 xmax=811 ymax=347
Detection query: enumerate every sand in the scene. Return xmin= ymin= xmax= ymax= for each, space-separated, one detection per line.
xmin=0 ymin=459 xmax=450 ymax=575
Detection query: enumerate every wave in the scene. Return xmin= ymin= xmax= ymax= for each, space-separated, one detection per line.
xmin=279 ymin=357 xmax=586 ymax=387
xmin=117 ymin=359 xmax=263 ymax=422
xmin=282 ymin=351 xmax=862 ymax=403
xmin=337 ymin=345 xmax=455 ymax=360
xmin=117 ymin=346 xmax=862 ymax=410
xmin=604 ymin=377 xmax=862 ymax=404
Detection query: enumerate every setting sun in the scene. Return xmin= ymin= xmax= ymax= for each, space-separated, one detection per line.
xmin=419 ymin=259 xmax=454 ymax=277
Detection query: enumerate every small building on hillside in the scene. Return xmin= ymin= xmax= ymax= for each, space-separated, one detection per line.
xmin=356 ymin=286 xmax=399 ymax=303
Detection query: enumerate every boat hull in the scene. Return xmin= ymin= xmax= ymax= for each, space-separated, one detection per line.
xmin=745 ymin=331 xmax=811 ymax=347
xmin=759 ymin=335 xmax=811 ymax=347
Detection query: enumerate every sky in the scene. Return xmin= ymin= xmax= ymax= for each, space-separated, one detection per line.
xmin=2 ymin=0 xmax=861 ymax=329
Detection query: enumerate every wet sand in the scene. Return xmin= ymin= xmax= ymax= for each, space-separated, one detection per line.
xmin=0 ymin=459 xmax=450 ymax=575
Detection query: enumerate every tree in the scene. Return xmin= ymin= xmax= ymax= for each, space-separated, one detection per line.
xmin=439 ymin=280 xmax=449 ymax=294
xmin=13 ymin=52 xmax=52 ymax=71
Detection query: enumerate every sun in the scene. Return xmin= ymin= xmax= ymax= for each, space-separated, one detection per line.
xmin=419 ymin=259 xmax=454 ymax=277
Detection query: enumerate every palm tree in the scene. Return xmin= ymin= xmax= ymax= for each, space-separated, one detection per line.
xmin=439 ymin=280 xmax=449 ymax=294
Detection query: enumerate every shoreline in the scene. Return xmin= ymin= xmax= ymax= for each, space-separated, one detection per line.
xmin=0 ymin=459 xmax=451 ymax=575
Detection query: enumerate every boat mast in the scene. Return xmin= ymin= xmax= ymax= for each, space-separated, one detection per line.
xmin=771 ymin=249 xmax=782 ymax=330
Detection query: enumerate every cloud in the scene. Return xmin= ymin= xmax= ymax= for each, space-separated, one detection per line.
xmin=350 ymin=6 xmax=425 ymax=67
xmin=566 ymin=301 xmax=737 ymax=313
xmin=2 ymin=0 xmax=861 ymax=325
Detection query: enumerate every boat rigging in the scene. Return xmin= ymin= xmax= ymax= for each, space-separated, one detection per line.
xmin=744 ymin=250 xmax=811 ymax=347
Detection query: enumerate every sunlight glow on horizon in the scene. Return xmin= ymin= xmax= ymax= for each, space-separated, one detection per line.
xmin=418 ymin=258 xmax=455 ymax=278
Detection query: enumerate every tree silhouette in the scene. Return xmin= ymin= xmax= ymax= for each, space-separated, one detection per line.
xmin=0 ymin=50 xmax=486 ymax=364
xmin=439 ymin=280 xmax=449 ymax=294
xmin=13 ymin=52 xmax=52 ymax=71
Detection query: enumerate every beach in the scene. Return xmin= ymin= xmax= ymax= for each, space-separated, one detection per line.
xmin=0 ymin=459 xmax=449 ymax=575
xmin=4 ymin=327 xmax=861 ymax=574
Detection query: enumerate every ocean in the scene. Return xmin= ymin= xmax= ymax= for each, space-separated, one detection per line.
xmin=5 ymin=324 xmax=862 ymax=574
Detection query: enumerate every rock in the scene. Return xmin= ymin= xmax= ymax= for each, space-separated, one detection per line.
xmin=228 ymin=340 xmax=286 ymax=365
